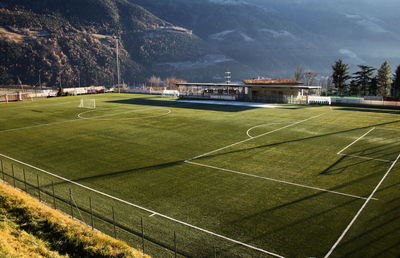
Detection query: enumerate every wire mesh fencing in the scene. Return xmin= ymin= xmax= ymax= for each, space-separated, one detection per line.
xmin=0 ymin=156 xmax=273 ymax=258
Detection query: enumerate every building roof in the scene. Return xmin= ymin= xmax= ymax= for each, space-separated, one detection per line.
xmin=243 ymin=78 xmax=303 ymax=85
xmin=176 ymin=82 xmax=321 ymax=89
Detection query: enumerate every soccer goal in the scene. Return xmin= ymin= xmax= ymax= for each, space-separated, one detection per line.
xmin=162 ymin=90 xmax=180 ymax=98
xmin=78 ymin=98 xmax=96 ymax=109
xmin=308 ymin=96 xmax=332 ymax=105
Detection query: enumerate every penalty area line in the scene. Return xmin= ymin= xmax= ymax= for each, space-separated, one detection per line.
xmin=185 ymin=161 xmax=377 ymax=201
xmin=188 ymin=113 xmax=324 ymax=161
xmin=337 ymin=128 xmax=375 ymax=155
xmin=0 ymin=153 xmax=284 ymax=258
xmin=324 ymin=153 xmax=400 ymax=258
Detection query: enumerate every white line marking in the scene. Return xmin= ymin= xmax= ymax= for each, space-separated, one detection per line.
xmin=0 ymin=119 xmax=80 ymax=133
xmin=188 ymin=114 xmax=324 ymax=161
xmin=246 ymin=122 xmax=288 ymax=139
xmin=0 ymin=101 xmax=75 ymax=110
xmin=77 ymin=108 xmax=171 ymax=121
xmin=338 ymin=153 xmax=393 ymax=163
xmin=0 ymin=153 xmax=283 ymax=258
xmin=185 ymin=161 xmax=377 ymax=201
xmin=0 ymin=108 xmax=171 ymax=133
xmin=337 ymin=128 xmax=375 ymax=155
xmin=324 ymin=153 xmax=400 ymax=258
xmin=149 ymin=213 xmax=157 ymax=217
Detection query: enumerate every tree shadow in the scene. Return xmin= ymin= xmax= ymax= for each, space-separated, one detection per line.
xmin=195 ymin=119 xmax=400 ymax=162
xmin=107 ymin=97 xmax=303 ymax=112
xmin=334 ymin=107 xmax=400 ymax=114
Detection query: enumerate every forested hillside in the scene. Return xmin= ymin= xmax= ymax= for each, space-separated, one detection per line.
xmin=0 ymin=0 xmax=215 ymax=86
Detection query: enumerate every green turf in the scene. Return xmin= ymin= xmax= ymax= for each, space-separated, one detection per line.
xmin=0 ymin=94 xmax=399 ymax=257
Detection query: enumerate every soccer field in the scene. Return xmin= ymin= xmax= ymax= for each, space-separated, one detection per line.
xmin=1 ymin=94 xmax=400 ymax=257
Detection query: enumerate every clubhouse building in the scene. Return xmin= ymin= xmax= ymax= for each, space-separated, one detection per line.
xmin=176 ymin=78 xmax=321 ymax=104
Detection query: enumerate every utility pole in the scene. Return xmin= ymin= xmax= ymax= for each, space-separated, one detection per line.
xmin=38 ymin=73 xmax=41 ymax=90
xmin=78 ymin=69 xmax=80 ymax=88
xmin=17 ymin=76 xmax=23 ymax=91
xmin=115 ymin=36 xmax=121 ymax=93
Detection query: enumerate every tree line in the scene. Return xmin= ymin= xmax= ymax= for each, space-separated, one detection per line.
xmin=331 ymin=60 xmax=400 ymax=98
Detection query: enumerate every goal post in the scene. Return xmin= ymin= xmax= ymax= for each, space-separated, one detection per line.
xmin=78 ymin=98 xmax=96 ymax=109
xmin=307 ymin=96 xmax=332 ymax=105
xmin=162 ymin=90 xmax=180 ymax=98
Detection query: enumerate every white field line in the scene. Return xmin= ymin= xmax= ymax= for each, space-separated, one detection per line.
xmin=0 ymin=108 xmax=171 ymax=133
xmin=337 ymin=128 xmax=375 ymax=155
xmin=187 ymin=114 xmax=324 ymax=161
xmin=0 ymin=153 xmax=283 ymax=258
xmin=0 ymin=101 xmax=75 ymax=110
xmin=77 ymin=107 xmax=157 ymax=119
xmin=337 ymin=127 xmax=397 ymax=163
xmin=338 ymin=153 xmax=393 ymax=163
xmin=246 ymin=122 xmax=288 ymax=139
xmin=0 ymin=119 xmax=80 ymax=133
xmin=77 ymin=108 xmax=171 ymax=121
xmin=185 ymin=161 xmax=377 ymax=201
xmin=324 ymin=153 xmax=400 ymax=258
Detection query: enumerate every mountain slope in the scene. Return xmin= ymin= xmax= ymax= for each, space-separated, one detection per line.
xmin=0 ymin=0 xmax=221 ymax=85
xmin=133 ymin=0 xmax=400 ymax=77
xmin=132 ymin=0 xmax=331 ymax=77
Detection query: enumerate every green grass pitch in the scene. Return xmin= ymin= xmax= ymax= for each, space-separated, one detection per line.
xmin=0 ymin=94 xmax=399 ymax=257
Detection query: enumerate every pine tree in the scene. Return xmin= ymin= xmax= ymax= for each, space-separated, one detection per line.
xmin=376 ymin=61 xmax=392 ymax=97
xmin=332 ymin=59 xmax=351 ymax=96
xmin=352 ymin=65 xmax=376 ymax=96
xmin=392 ymin=64 xmax=400 ymax=98
xmin=370 ymin=77 xmax=378 ymax=96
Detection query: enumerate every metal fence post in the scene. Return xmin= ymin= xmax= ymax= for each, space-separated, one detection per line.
xmin=0 ymin=159 xmax=4 ymax=181
xmin=51 ymin=181 xmax=56 ymax=209
xmin=214 ymin=246 xmax=217 ymax=258
xmin=11 ymin=164 xmax=16 ymax=187
xmin=141 ymin=217 xmax=145 ymax=254
xmin=112 ymin=206 xmax=117 ymax=239
xmin=23 ymin=169 xmax=27 ymax=191
xmin=174 ymin=231 xmax=177 ymax=258
xmin=36 ymin=174 xmax=41 ymax=202
xmin=69 ymin=188 xmax=74 ymax=218
xmin=89 ymin=197 xmax=94 ymax=230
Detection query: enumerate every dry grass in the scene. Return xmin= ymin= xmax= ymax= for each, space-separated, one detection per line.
xmin=0 ymin=181 xmax=149 ymax=258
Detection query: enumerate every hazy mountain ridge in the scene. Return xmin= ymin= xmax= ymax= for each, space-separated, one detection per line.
xmin=133 ymin=0 xmax=400 ymax=78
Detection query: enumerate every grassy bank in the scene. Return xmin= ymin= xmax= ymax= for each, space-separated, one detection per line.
xmin=0 ymin=180 xmax=148 ymax=258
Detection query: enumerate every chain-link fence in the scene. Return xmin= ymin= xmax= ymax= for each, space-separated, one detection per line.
xmin=0 ymin=155 xmax=274 ymax=258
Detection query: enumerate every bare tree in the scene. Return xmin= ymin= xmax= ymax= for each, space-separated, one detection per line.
xmin=292 ymin=65 xmax=304 ymax=82
xmin=165 ymin=77 xmax=187 ymax=89
xmin=148 ymin=75 xmax=161 ymax=87
xmin=303 ymin=70 xmax=318 ymax=86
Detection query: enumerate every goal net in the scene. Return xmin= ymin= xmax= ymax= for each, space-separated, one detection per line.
xmin=78 ymin=98 xmax=96 ymax=109
xmin=162 ymin=90 xmax=180 ymax=98
xmin=308 ymin=96 xmax=331 ymax=105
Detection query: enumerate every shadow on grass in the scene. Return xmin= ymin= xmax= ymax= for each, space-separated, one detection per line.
xmin=323 ymin=206 xmax=400 ymax=257
xmin=41 ymin=160 xmax=185 ymax=189
xmin=106 ymin=97 xmax=304 ymax=112
xmin=194 ymin=119 xmax=400 ymax=164
xmin=334 ymin=107 xmax=400 ymax=114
